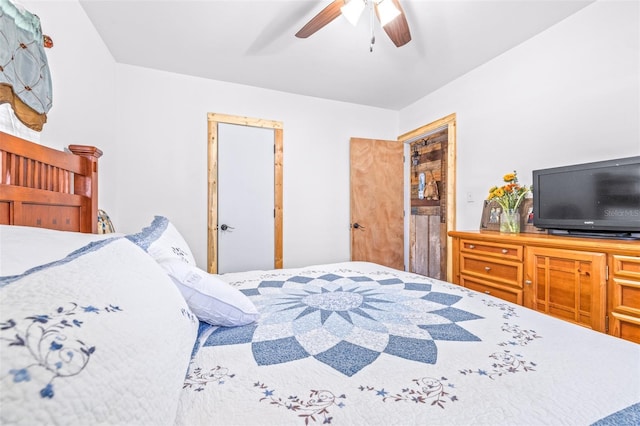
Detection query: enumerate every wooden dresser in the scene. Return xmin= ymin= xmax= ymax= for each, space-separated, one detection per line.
xmin=450 ymin=230 xmax=640 ymax=344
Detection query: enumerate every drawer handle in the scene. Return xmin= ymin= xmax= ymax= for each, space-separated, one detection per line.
xmin=469 ymin=244 xmax=475 ymax=249
xmin=501 ymin=249 xmax=508 ymax=254
xmin=484 ymin=291 xmax=491 ymax=294
xmin=484 ymin=267 xmax=491 ymax=272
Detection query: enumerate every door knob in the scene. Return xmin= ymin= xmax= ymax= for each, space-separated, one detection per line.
xmin=353 ymin=223 xmax=365 ymax=229
xmin=220 ymin=224 xmax=234 ymax=231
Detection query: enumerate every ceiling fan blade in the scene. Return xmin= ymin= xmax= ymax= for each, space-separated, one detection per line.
xmin=376 ymin=0 xmax=411 ymax=47
xmin=295 ymin=0 xmax=345 ymax=38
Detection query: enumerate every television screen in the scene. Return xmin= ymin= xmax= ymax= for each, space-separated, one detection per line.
xmin=533 ymin=156 xmax=640 ymax=237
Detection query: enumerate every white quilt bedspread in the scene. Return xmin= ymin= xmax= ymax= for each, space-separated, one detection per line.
xmin=0 ymin=237 xmax=199 ymax=425
xmin=176 ymin=262 xmax=640 ymax=426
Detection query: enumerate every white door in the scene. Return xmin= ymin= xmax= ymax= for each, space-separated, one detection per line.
xmin=218 ymin=123 xmax=274 ymax=273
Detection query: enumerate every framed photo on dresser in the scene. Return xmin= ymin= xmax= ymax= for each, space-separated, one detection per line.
xmin=479 ymin=199 xmax=502 ymax=231
xmin=520 ymin=198 xmax=546 ymax=234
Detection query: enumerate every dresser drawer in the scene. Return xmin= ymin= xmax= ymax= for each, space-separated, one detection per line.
xmin=460 ymin=276 xmax=522 ymax=304
xmin=611 ymin=255 xmax=640 ymax=281
xmin=460 ymin=239 xmax=523 ymax=261
xmin=460 ymin=253 xmax=522 ymax=287
xmin=611 ymin=278 xmax=640 ymax=315
xmin=609 ymin=311 xmax=640 ymax=344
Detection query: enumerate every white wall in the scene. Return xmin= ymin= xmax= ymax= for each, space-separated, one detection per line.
xmin=400 ymin=0 xmax=640 ymax=232
xmin=20 ymin=1 xmax=118 ymax=214
xmin=18 ymin=1 xmax=399 ymax=270
xmin=17 ymin=0 xmax=639 ymax=270
xmin=114 ymin=65 xmax=399 ymax=268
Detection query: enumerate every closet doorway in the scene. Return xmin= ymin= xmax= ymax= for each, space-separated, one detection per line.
xmin=399 ymin=113 xmax=456 ymax=281
xmin=207 ymin=113 xmax=283 ymax=274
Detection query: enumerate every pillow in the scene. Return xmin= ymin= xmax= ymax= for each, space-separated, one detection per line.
xmin=0 ymin=224 xmax=121 ymax=277
xmin=0 ymin=236 xmax=198 ymax=425
xmin=161 ymin=259 xmax=260 ymax=327
xmin=126 ymin=216 xmax=196 ymax=265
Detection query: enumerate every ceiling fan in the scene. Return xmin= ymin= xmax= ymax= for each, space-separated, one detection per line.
xmin=295 ymin=0 xmax=411 ymax=51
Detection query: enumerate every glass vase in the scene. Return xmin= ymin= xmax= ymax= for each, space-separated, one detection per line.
xmin=500 ymin=209 xmax=520 ymax=233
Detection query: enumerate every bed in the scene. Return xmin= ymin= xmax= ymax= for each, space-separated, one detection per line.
xmin=1 ymin=133 xmax=639 ymax=425
xmin=0 ymin=131 xmax=101 ymax=233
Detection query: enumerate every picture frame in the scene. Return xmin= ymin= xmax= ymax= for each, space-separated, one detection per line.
xmin=479 ymin=199 xmax=502 ymax=231
xmin=520 ymin=198 xmax=547 ymax=234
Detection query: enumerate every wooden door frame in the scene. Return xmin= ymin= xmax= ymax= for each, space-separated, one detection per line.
xmin=398 ymin=113 xmax=456 ymax=281
xmin=207 ymin=113 xmax=283 ymax=273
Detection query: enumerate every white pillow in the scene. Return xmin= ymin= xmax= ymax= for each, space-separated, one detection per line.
xmin=0 ymin=225 xmax=121 ymax=277
xmin=161 ymin=259 xmax=260 ymax=327
xmin=127 ymin=216 xmax=196 ymax=265
xmin=1 ymin=237 xmax=198 ymax=425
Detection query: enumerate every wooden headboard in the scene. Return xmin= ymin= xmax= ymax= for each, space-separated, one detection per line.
xmin=0 ymin=131 xmax=102 ymax=233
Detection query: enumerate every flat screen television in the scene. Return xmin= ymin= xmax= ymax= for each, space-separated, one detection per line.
xmin=532 ymin=156 xmax=640 ymax=240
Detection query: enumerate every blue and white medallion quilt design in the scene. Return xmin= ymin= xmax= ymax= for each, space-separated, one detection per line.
xmin=204 ymin=272 xmax=482 ymax=376
xmin=176 ymin=262 xmax=640 ymax=426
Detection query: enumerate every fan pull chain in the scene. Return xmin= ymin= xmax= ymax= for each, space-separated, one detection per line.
xmin=369 ymin=0 xmax=375 ymax=52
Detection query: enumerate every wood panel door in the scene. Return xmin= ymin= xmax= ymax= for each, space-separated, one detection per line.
xmin=350 ymin=138 xmax=404 ymax=270
xmin=408 ymin=128 xmax=448 ymax=280
xmin=524 ymin=247 xmax=607 ymax=332
xmin=399 ymin=113 xmax=457 ymax=282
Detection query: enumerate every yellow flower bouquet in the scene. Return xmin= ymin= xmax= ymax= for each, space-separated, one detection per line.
xmin=487 ymin=171 xmax=530 ymax=233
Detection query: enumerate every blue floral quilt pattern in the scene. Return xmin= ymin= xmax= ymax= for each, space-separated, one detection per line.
xmin=178 ymin=263 xmax=640 ymax=425
xmin=203 ymin=273 xmax=483 ymax=376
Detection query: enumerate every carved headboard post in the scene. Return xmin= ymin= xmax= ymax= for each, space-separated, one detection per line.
xmin=68 ymin=145 xmax=103 ymax=233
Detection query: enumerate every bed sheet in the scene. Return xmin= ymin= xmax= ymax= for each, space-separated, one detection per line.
xmin=176 ymin=261 xmax=640 ymax=426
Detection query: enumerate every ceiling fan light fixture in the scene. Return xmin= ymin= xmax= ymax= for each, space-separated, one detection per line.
xmin=341 ymin=0 xmax=366 ymax=26
xmin=377 ymin=0 xmax=401 ymax=27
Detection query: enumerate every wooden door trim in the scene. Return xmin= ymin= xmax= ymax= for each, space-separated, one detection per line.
xmin=207 ymin=113 xmax=283 ymax=273
xmin=398 ymin=113 xmax=457 ymax=281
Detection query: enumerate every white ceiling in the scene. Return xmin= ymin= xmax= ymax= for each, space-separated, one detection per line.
xmin=79 ymin=0 xmax=594 ymax=110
